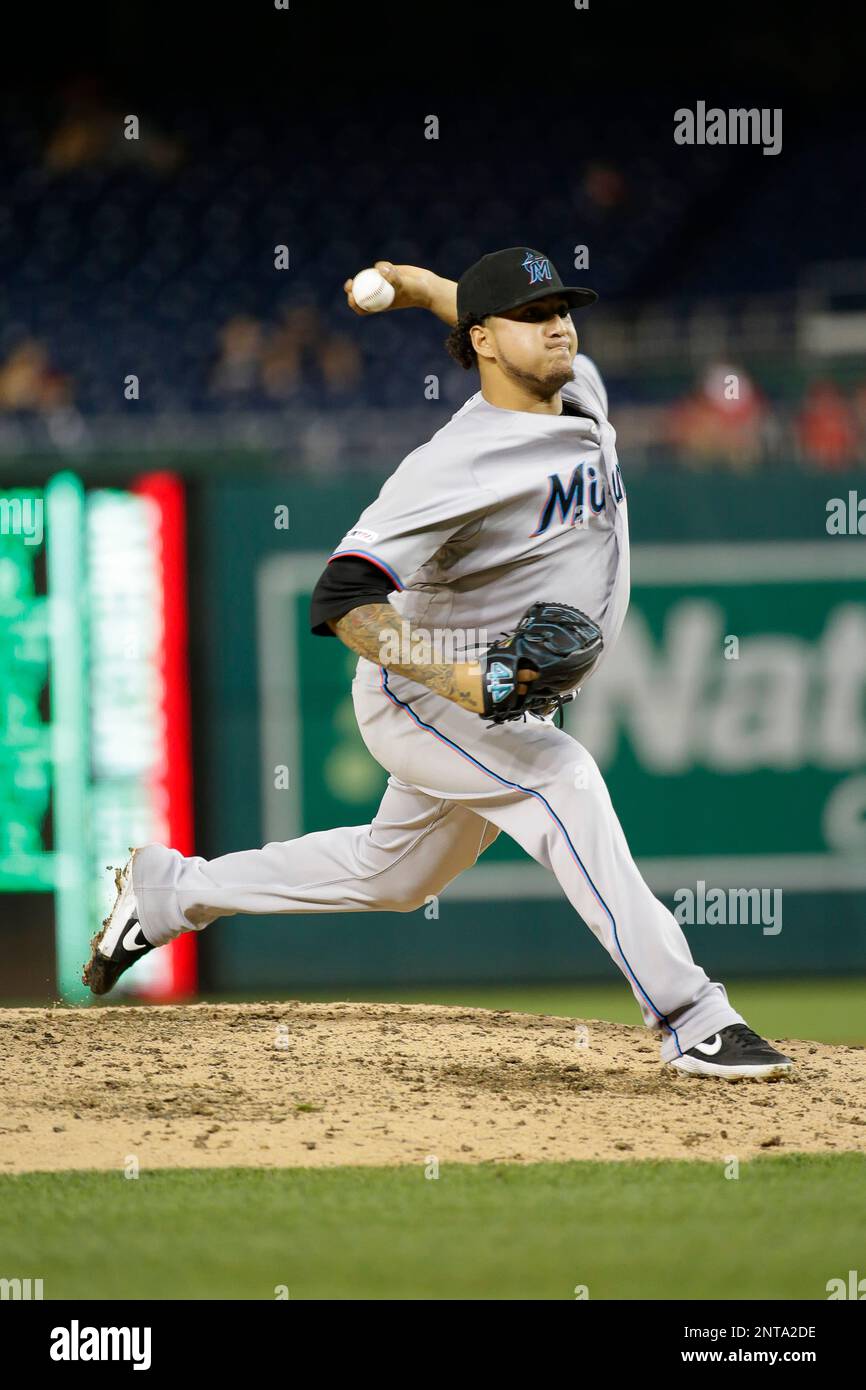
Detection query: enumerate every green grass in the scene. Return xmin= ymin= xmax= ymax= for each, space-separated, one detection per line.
xmin=199 ymin=977 xmax=866 ymax=1046
xmin=2 ymin=1155 xmax=864 ymax=1300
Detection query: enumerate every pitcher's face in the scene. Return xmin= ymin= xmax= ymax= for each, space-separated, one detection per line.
xmin=473 ymin=294 xmax=578 ymax=395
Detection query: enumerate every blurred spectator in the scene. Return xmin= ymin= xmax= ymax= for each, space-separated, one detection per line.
xmin=583 ymin=161 xmax=628 ymax=212
xmin=280 ymin=306 xmax=323 ymax=354
xmin=797 ymin=380 xmax=858 ymax=470
xmin=0 ymin=340 xmax=73 ymax=413
xmin=852 ymin=381 xmax=866 ymax=461
xmin=260 ymin=307 xmax=322 ymax=401
xmin=44 ymin=77 xmax=183 ymax=174
xmin=210 ymin=316 xmax=265 ymax=401
xmin=212 ymin=306 xmax=362 ymax=403
xmin=664 ymin=363 xmax=769 ymax=472
xmin=319 ymin=335 xmax=363 ymax=396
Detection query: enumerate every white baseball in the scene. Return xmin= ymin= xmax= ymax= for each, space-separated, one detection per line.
xmin=351 ymin=267 xmax=396 ymax=312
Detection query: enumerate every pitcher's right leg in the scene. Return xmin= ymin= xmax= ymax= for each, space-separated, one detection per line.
xmin=131 ymin=778 xmax=498 ymax=946
xmin=129 ymin=783 xmax=497 ymax=945
xmin=84 ymin=778 xmax=498 ymax=994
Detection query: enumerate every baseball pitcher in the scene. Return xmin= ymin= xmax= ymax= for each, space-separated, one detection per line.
xmin=84 ymin=247 xmax=792 ymax=1079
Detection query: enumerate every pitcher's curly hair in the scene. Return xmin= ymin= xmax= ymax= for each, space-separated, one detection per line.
xmin=445 ymin=313 xmax=487 ymax=370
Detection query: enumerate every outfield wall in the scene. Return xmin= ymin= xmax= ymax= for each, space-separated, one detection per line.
xmin=188 ymin=469 xmax=866 ymax=989
xmin=1 ymin=460 xmax=862 ymax=993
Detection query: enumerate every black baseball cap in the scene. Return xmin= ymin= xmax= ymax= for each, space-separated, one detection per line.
xmin=456 ymin=247 xmax=598 ymax=320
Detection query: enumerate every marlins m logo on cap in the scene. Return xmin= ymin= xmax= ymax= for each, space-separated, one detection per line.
xmin=522 ymin=250 xmax=553 ymax=285
xmin=456 ymin=247 xmax=598 ymax=319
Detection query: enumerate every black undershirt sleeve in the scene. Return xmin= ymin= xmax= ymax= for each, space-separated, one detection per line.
xmin=309 ymin=555 xmax=396 ymax=636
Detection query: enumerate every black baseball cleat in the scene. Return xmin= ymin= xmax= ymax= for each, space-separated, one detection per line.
xmin=82 ymin=851 xmax=155 ymax=997
xmin=669 ymin=1024 xmax=793 ymax=1079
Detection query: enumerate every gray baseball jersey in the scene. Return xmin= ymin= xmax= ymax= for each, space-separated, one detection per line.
xmin=330 ymin=354 xmax=629 ymax=670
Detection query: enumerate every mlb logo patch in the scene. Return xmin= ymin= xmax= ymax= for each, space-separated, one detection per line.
xmin=343 ymin=527 xmax=379 ymax=544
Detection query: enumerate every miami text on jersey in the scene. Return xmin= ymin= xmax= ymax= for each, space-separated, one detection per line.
xmin=530 ymin=460 xmax=625 ymax=536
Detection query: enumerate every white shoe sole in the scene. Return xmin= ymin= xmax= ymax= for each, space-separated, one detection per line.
xmin=669 ymin=1055 xmax=793 ymax=1079
xmin=97 ymin=850 xmax=139 ymax=958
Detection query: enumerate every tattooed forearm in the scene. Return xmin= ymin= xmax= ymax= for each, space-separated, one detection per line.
xmin=330 ymin=603 xmax=484 ymax=712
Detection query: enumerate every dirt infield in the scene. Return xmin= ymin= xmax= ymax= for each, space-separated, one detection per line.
xmin=1 ymin=1001 xmax=864 ymax=1173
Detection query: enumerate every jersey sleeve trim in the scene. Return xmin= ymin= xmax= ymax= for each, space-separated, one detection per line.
xmin=328 ymin=550 xmax=403 ymax=592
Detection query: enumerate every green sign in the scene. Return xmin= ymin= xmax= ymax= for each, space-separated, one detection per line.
xmin=0 ymin=491 xmax=53 ymax=890
xmin=258 ymin=543 xmax=866 ymax=897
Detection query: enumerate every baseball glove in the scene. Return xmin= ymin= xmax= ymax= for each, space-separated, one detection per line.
xmin=480 ymin=601 xmax=603 ymax=724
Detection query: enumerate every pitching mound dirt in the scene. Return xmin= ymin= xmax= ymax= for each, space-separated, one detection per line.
xmin=1 ymin=1001 xmax=864 ymax=1173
